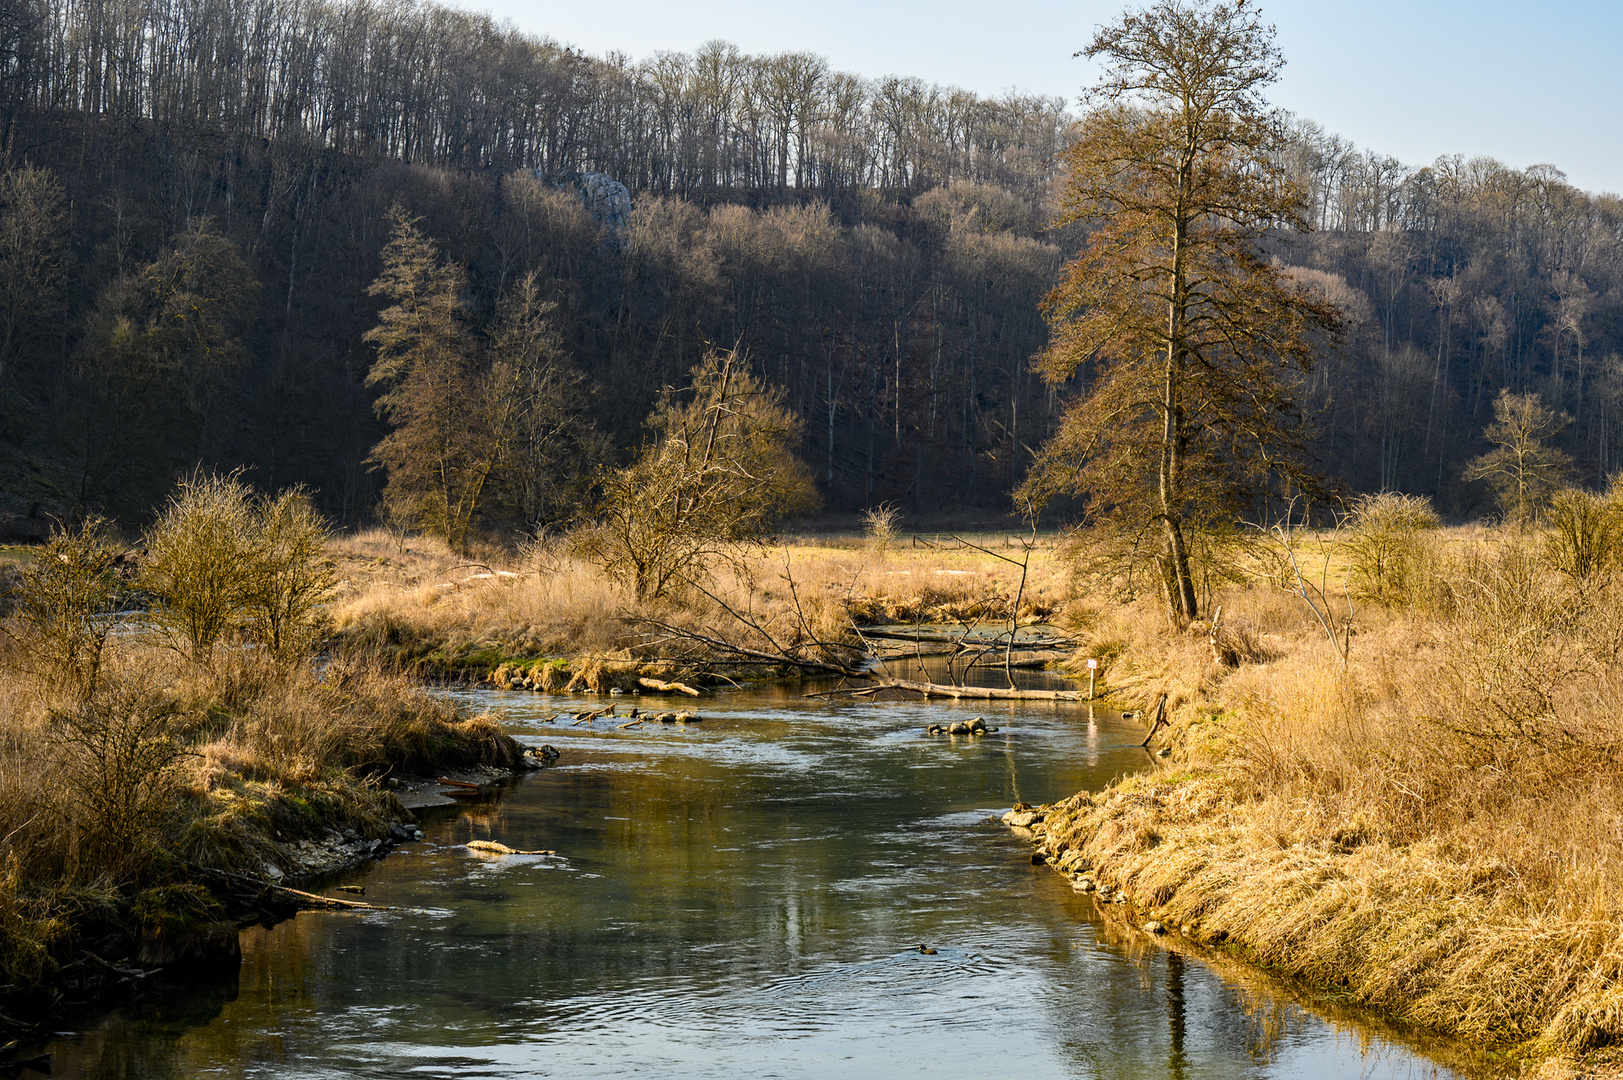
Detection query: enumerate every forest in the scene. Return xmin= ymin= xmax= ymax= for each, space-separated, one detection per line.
xmin=0 ymin=0 xmax=1617 ymax=533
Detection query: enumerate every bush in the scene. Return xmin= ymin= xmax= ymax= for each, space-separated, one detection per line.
xmin=140 ymin=474 xmax=334 ymax=663
xmin=51 ymin=679 xmax=183 ymax=870
xmin=578 ymin=348 xmax=818 ymax=602
xmin=862 ymin=503 xmax=901 ymax=555
xmin=6 ymin=517 xmax=124 ymax=692
xmin=1542 ymin=487 xmax=1622 ymax=583
xmin=1342 ymin=492 xmax=1439 ymax=605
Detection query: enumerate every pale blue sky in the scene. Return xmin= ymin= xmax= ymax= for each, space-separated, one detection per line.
xmin=455 ymin=0 xmax=1623 ymax=194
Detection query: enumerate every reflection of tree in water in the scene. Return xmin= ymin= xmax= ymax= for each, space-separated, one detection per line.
xmin=46 ymin=974 xmax=238 ymax=1079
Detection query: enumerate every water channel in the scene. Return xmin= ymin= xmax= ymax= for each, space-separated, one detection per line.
xmin=46 ymin=673 xmax=1489 ymax=1078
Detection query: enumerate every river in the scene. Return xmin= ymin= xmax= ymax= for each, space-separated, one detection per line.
xmin=44 ymin=673 xmax=1489 ymax=1078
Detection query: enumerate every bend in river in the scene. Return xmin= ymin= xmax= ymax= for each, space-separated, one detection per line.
xmin=48 ymin=672 xmax=1491 ymax=1079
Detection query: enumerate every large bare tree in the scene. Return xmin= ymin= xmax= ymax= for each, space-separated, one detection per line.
xmin=1020 ymin=0 xmax=1342 ymax=623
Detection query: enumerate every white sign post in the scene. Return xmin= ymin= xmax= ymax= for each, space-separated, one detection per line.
xmin=1086 ymin=658 xmax=1098 ymax=700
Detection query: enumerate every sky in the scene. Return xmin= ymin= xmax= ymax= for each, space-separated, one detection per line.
xmin=443 ymin=0 xmax=1623 ymax=196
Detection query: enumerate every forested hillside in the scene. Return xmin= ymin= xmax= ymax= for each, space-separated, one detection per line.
xmin=0 ymin=0 xmax=1616 ymax=532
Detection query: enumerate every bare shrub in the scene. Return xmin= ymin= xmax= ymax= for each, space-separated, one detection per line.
xmin=6 ymin=517 xmax=124 ymax=693
xmin=140 ymin=473 xmax=259 ymax=662
xmin=1342 ymin=491 xmax=1439 ymax=605
xmin=1542 ymin=487 xmax=1622 ymax=584
xmin=141 ymin=473 xmax=335 ymax=664
xmin=861 ymin=503 xmax=901 ymax=555
xmin=247 ymin=488 xmax=335 ymax=661
xmin=577 ymin=348 xmax=818 ymax=602
xmin=51 ymin=679 xmax=183 ymax=870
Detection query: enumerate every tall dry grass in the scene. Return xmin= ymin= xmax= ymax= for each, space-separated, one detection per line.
xmin=329 ymin=528 xmax=1076 ymax=674
xmin=1038 ymin=522 xmax=1623 ymax=1066
xmin=0 ymin=514 xmax=524 ymax=1002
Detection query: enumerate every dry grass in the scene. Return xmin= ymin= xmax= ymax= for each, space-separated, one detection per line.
xmin=0 ymin=624 xmax=520 ymax=1000
xmin=1030 ymin=523 xmax=1623 ymax=1069
xmin=329 ymin=529 xmax=1077 ymax=675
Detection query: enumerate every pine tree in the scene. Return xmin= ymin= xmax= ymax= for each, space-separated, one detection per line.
xmin=363 ymin=206 xmax=490 ymax=550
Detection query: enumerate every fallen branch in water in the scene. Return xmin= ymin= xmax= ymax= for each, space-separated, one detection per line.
xmin=626 ymin=617 xmax=866 ymax=678
xmin=637 ymin=676 xmax=701 ymax=696
xmin=808 ymin=676 xmax=1086 ymax=701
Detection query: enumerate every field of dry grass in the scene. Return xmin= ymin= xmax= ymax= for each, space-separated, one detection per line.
xmin=1027 ymin=521 xmax=1623 ymax=1074
xmin=328 ymin=527 xmax=1076 ymax=677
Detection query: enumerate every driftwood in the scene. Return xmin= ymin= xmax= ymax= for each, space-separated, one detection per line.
xmin=860 ymin=628 xmax=1075 ymax=649
xmin=467 ymin=840 xmax=555 ymax=856
xmin=435 ymin=777 xmax=480 ymax=790
xmin=271 ymin=884 xmax=379 ymax=910
xmin=637 ymin=676 xmax=701 ymax=696
xmin=569 ymin=705 xmax=617 ymax=726
xmin=810 ymin=676 xmax=1087 ymax=701
xmin=194 ymin=866 xmax=380 ymax=911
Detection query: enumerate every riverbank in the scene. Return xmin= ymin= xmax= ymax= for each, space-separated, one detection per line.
xmin=326 ymin=528 xmax=1071 ymax=681
xmin=1012 ymin=524 xmax=1623 ymax=1077
xmin=0 ymin=646 xmax=532 ymax=1036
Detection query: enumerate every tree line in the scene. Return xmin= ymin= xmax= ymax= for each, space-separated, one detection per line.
xmin=0 ymin=0 xmax=1067 ymax=201
xmin=1280 ymin=125 xmax=1623 ymax=513
xmin=0 ymin=0 xmax=1616 ymax=537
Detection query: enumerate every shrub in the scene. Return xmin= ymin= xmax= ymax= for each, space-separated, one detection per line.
xmin=862 ymin=503 xmax=901 ymax=555
xmin=1342 ymin=491 xmax=1439 ymax=605
xmin=51 ymin=679 xmax=183 ymax=870
xmin=6 ymin=517 xmax=124 ymax=692
xmin=578 ymin=348 xmax=818 ymax=602
xmin=140 ymin=474 xmax=334 ymax=664
xmin=140 ymin=473 xmax=259 ymax=662
xmin=1542 ymin=487 xmax=1622 ymax=583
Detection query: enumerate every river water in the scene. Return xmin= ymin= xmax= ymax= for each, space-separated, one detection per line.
xmin=46 ymin=675 xmax=1488 ymax=1079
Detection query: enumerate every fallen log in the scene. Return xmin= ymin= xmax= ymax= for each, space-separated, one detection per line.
xmin=192 ymin=866 xmax=381 ymax=911
xmin=467 ymin=841 xmax=556 ymax=856
xmin=859 ymin=628 xmax=1076 ymax=648
xmin=809 ymin=676 xmax=1087 ymax=701
xmin=637 ymin=677 xmax=702 ymax=697
xmin=435 ymin=777 xmax=480 ymax=790
xmin=271 ymin=884 xmax=379 ymax=910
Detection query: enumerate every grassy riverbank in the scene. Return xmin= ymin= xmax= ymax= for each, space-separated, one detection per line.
xmin=328 ymin=528 xmax=1072 ymax=680
xmin=1026 ymin=523 xmax=1623 ymax=1076
xmin=0 ymin=495 xmax=530 ymax=1022
xmin=0 ymin=643 xmax=523 ymax=1012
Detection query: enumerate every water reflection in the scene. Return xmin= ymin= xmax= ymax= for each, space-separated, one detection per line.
xmin=45 ymin=680 xmax=1486 ymax=1079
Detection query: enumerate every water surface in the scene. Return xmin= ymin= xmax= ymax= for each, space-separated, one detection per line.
xmin=48 ymin=676 xmax=1485 ymax=1079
